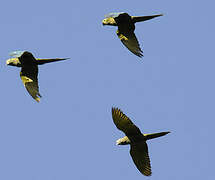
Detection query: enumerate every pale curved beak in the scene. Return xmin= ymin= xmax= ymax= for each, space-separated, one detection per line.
xmin=116 ymin=139 xmax=120 ymax=145
xmin=6 ymin=59 xmax=10 ymax=65
xmin=102 ymin=19 xmax=106 ymax=25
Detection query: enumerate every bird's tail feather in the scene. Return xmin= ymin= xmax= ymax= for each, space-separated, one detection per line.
xmin=144 ymin=131 xmax=170 ymax=140
xmin=36 ymin=58 xmax=69 ymax=65
xmin=132 ymin=14 xmax=163 ymax=23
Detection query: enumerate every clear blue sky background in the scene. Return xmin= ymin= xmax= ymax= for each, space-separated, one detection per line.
xmin=0 ymin=0 xmax=214 ymax=179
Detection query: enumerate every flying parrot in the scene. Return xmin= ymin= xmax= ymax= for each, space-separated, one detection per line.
xmin=6 ymin=51 xmax=69 ymax=102
xmin=102 ymin=12 xmax=162 ymax=58
xmin=112 ymin=107 xmax=170 ymax=176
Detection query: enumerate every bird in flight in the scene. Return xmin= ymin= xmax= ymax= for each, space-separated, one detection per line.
xmin=112 ymin=107 xmax=170 ymax=176
xmin=6 ymin=51 xmax=69 ymax=102
xmin=103 ymin=12 xmax=162 ymax=58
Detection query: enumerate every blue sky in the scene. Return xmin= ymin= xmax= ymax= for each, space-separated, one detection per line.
xmin=0 ymin=0 xmax=214 ymax=179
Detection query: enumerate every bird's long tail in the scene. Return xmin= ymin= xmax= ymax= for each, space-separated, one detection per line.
xmin=132 ymin=14 xmax=163 ymax=23
xmin=144 ymin=131 xmax=170 ymax=140
xmin=36 ymin=58 xmax=69 ymax=65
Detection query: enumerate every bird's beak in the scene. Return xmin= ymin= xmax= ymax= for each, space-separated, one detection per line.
xmin=102 ymin=19 xmax=106 ymax=26
xmin=6 ymin=59 xmax=10 ymax=65
xmin=116 ymin=140 xmax=120 ymax=145
xmin=6 ymin=58 xmax=20 ymax=67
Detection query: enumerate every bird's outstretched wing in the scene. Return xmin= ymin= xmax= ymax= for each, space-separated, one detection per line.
xmin=112 ymin=108 xmax=143 ymax=139
xmin=36 ymin=58 xmax=69 ymax=65
xmin=20 ymin=65 xmax=41 ymax=102
xmin=130 ymin=142 xmax=152 ymax=176
xmin=117 ymin=31 xmax=143 ymax=57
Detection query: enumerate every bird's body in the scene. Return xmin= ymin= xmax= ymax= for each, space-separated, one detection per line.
xmin=6 ymin=51 xmax=69 ymax=102
xmin=103 ymin=12 xmax=163 ymax=58
xmin=112 ymin=107 xmax=170 ymax=176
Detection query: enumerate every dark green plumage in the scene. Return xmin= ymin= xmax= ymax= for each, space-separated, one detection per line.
xmin=112 ymin=107 xmax=170 ymax=176
xmin=103 ymin=12 xmax=163 ymax=58
xmin=6 ymin=51 xmax=69 ymax=102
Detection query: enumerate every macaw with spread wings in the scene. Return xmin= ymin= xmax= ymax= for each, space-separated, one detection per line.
xmin=103 ymin=12 xmax=162 ymax=58
xmin=6 ymin=51 xmax=69 ymax=102
xmin=112 ymin=107 xmax=170 ymax=176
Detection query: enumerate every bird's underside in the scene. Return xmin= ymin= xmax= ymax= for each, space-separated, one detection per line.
xmin=116 ymin=15 xmax=143 ymax=57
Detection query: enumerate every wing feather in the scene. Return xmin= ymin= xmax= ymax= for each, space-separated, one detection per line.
xmin=130 ymin=142 xmax=152 ymax=176
xmin=112 ymin=107 xmax=143 ymax=138
xmin=117 ymin=31 xmax=143 ymax=57
xmin=20 ymin=65 xmax=41 ymax=102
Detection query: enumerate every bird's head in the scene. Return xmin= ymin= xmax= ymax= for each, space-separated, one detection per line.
xmin=116 ymin=136 xmax=130 ymax=145
xmin=6 ymin=58 xmax=22 ymax=67
xmin=103 ymin=12 xmax=128 ymax=26
xmin=6 ymin=50 xmax=27 ymax=67
xmin=102 ymin=17 xmax=117 ymax=26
